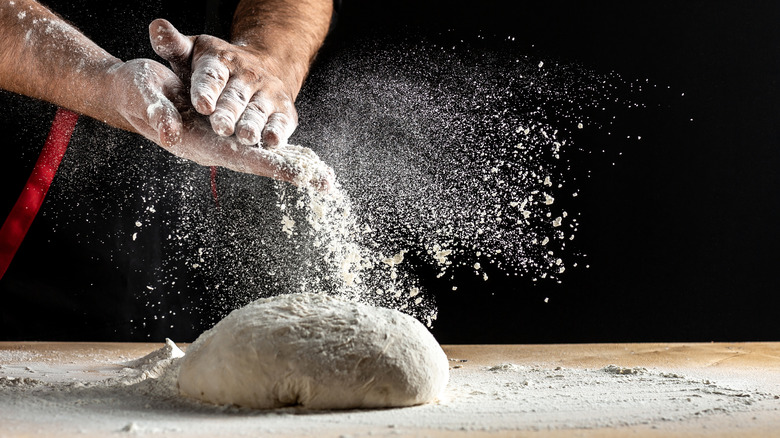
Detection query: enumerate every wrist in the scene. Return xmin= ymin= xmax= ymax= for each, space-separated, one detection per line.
xmin=92 ymin=59 xmax=137 ymax=132
xmin=230 ymin=0 xmax=333 ymax=100
xmin=237 ymin=43 xmax=310 ymax=99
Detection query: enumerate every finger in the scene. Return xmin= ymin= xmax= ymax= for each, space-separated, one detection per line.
xmin=239 ymin=145 xmax=335 ymax=191
xmin=148 ymin=19 xmax=194 ymax=80
xmin=261 ymin=112 xmax=297 ymax=148
xmin=147 ymin=96 xmax=183 ymax=147
xmin=176 ymin=116 xmax=333 ymax=191
xmin=235 ymin=94 xmax=274 ymax=145
xmin=209 ymin=78 xmax=252 ymax=137
xmin=190 ymin=56 xmax=230 ymax=115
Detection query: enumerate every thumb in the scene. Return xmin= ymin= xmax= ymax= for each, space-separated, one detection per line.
xmin=148 ymin=96 xmax=184 ymax=148
xmin=149 ymin=18 xmax=194 ymax=80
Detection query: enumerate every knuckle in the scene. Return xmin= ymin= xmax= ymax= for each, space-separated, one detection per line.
xmin=221 ymin=86 xmax=248 ymax=104
xmin=200 ymin=66 xmax=226 ymax=82
xmin=244 ymin=101 xmax=269 ymax=118
xmin=216 ymin=49 xmax=236 ymax=64
xmin=239 ymin=68 xmax=261 ymax=85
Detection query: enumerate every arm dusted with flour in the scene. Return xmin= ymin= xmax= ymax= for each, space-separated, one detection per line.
xmin=150 ymin=0 xmax=333 ymax=147
xmin=0 ymin=0 xmax=332 ymax=189
xmin=0 ymin=0 xmax=160 ymax=137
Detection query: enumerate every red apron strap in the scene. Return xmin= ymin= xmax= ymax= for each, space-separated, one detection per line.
xmin=0 ymin=108 xmax=79 ymax=280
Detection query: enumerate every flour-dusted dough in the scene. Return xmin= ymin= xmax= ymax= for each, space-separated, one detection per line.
xmin=177 ymin=293 xmax=449 ymax=409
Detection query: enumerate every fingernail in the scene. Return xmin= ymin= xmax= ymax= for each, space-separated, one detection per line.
xmin=262 ymin=127 xmax=284 ymax=148
xmin=193 ymin=93 xmax=215 ymax=115
xmin=237 ymin=125 xmax=260 ymax=145
xmin=211 ymin=113 xmax=234 ymax=137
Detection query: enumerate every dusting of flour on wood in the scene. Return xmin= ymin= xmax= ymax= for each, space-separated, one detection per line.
xmin=1 ymin=343 xmax=779 ymax=436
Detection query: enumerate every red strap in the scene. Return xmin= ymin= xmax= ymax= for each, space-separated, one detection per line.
xmin=0 ymin=108 xmax=79 ymax=280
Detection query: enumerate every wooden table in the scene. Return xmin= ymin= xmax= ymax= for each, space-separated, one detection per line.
xmin=1 ymin=342 xmax=779 ymax=437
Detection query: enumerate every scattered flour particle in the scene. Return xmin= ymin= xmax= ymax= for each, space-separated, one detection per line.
xmin=483 ymin=273 xmax=489 ymax=281
xmin=383 ymin=250 xmax=406 ymax=267
xmin=452 ymin=286 xmax=458 ymax=291
xmin=132 ymin=233 xmax=137 ymax=241
xmin=17 ymin=11 xmax=26 ymax=19
xmin=543 ymin=176 xmax=552 ymax=187
xmin=409 ymin=287 xmax=420 ymax=298
xmin=541 ymin=237 xmax=550 ymax=246
xmin=281 ymin=215 xmax=295 ymax=237
xmin=473 ymin=262 xmax=481 ymax=270
xmin=544 ymin=297 xmax=549 ymax=303
xmin=489 ymin=363 xmax=520 ymax=372
xmin=577 ymin=122 xmax=584 ymax=129
xmin=135 ymin=221 xmax=142 ymax=227
xmin=553 ymin=217 xmax=563 ymax=227
xmin=433 ymin=248 xmax=452 ymax=265
xmin=544 ymin=194 xmax=555 ymax=205
xmin=121 ymin=423 xmax=140 ymax=433
xmin=538 ymin=61 xmax=544 ymax=68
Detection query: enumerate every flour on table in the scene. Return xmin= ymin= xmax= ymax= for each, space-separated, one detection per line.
xmin=177 ymin=293 xmax=449 ymax=409
xmin=1 ymin=342 xmax=778 ymax=436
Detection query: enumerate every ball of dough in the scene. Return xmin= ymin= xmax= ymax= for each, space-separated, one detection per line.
xmin=178 ymin=293 xmax=449 ymax=409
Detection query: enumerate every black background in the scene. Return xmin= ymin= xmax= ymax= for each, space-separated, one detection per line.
xmin=328 ymin=0 xmax=780 ymax=343
xmin=2 ymin=1 xmax=779 ymax=343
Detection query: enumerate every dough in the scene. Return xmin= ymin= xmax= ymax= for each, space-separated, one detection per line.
xmin=177 ymin=293 xmax=449 ymax=409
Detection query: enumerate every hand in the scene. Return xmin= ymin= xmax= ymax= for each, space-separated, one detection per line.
xmin=108 ymin=59 xmax=332 ymax=190
xmin=149 ymin=18 xmax=298 ymax=148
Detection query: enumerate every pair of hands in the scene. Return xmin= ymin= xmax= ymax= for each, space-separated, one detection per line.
xmin=110 ymin=19 xmax=331 ymax=190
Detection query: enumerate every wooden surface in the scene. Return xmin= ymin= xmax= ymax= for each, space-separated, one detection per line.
xmin=1 ymin=342 xmax=779 ymax=437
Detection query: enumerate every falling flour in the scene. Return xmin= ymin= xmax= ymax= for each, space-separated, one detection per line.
xmin=42 ymin=31 xmax=655 ymax=336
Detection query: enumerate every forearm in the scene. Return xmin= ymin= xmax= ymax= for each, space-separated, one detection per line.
xmin=0 ymin=0 xmax=129 ymax=129
xmin=231 ymin=0 xmax=332 ymax=99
